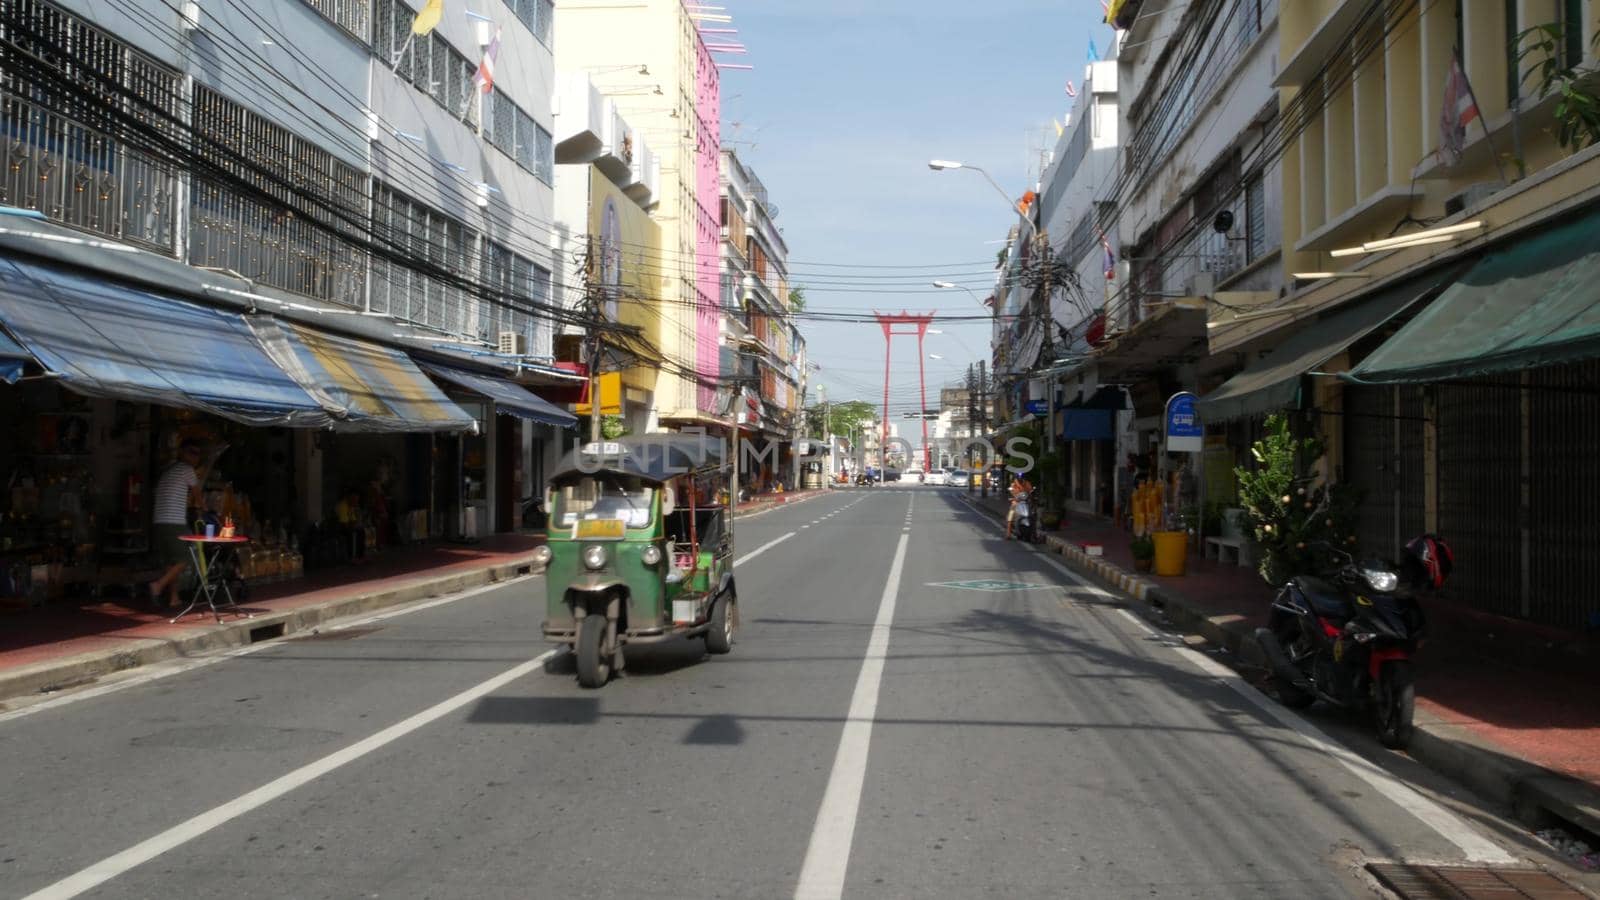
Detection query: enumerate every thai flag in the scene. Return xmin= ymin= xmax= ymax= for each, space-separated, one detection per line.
xmin=475 ymin=27 xmax=501 ymax=94
xmin=1436 ymin=49 xmax=1479 ymax=167
xmin=1102 ymin=238 xmax=1116 ymax=280
xmin=1065 ymin=80 xmax=1077 ymax=98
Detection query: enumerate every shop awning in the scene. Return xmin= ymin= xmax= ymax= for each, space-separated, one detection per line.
xmin=1058 ymin=385 xmax=1125 ymax=441
xmin=1348 ymin=207 xmax=1600 ymax=384
xmin=249 ymin=318 xmax=476 ymax=432
xmin=1196 ymin=262 xmax=1468 ymax=423
xmin=1093 ymin=299 xmax=1208 ymax=381
xmin=0 ymin=257 xmax=332 ymax=425
xmin=419 ymin=363 xmax=577 ymax=428
xmin=0 ymin=328 xmax=30 ymax=385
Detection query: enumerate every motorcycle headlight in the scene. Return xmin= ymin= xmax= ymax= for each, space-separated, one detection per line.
xmin=640 ymin=544 xmax=662 ymax=565
xmin=532 ymin=545 xmax=552 ymax=566
xmin=1361 ymin=567 xmax=1399 ymax=593
xmin=582 ymin=545 xmax=608 ymax=570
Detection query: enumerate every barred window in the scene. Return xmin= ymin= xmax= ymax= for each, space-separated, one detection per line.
xmin=190 ymin=85 xmax=366 ymax=304
xmin=490 ymin=93 xmax=516 ymax=153
xmin=370 ymin=181 xmax=487 ymax=335
xmin=301 ymin=0 xmax=370 ymax=43
xmin=535 ymin=122 xmax=553 ymax=184
xmin=1245 ymin=175 xmax=1270 ymax=262
xmin=504 ymin=0 xmax=553 ymax=47
xmin=0 ymin=0 xmax=182 ymax=251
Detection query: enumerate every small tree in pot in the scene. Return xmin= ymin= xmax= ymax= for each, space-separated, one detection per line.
xmin=1235 ymin=414 xmax=1361 ymax=586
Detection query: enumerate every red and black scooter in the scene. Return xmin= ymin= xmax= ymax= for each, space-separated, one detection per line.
xmin=1254 ymin=535 xmax=1453 ymax=749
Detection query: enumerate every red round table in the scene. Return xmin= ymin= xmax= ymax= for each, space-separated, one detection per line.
xmin=174 ymin=535 xmax=252 ymax=623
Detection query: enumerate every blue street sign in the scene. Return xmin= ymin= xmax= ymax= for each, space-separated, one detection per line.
xmin=1025 ymin=399 xmax=1048 ymax=416
xmin=1165 ymin=391 xmax=1203 ymax=452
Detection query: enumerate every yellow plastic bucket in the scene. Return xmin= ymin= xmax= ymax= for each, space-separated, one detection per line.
xmin=1152 ymin=531 xmax=1188 ymax=576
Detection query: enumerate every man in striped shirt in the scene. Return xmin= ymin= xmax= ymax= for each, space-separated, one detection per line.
xmin=148 ymin=440 xmax=209 ymax=609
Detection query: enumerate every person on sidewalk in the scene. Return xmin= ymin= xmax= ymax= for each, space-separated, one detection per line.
xmin=1005 ymin=473 xmax=1033 ymax=540
xmin=148 ymin=440 xmax=210 ymax=609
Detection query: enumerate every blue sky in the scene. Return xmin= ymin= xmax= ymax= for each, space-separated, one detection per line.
xmin=720 ymin=0 xmax=1108 ymax=419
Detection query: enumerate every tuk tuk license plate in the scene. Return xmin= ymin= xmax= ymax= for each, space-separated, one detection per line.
xmin=575 ymin=518 xmax=626 ymax=540
xmin=672 ymin=599 xmax=699 ymax=624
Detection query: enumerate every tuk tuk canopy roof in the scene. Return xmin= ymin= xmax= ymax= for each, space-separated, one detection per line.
xmin=551 ymin=435 xmax=727 ymax=483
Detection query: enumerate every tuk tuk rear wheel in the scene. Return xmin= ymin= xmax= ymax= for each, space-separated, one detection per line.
xmin=576 ymin=614 xmax=613 ymax=688
xmin=706 ymin=594 xmax=735 ymax=655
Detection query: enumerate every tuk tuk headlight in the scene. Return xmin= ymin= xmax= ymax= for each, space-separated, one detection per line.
xmin=582 ymin=545 xmax=608 ymax=570
xmin=532 ymin=545 xmax=552 ymax=566
xmin=640 ymin=544 xmax=663 ymax=565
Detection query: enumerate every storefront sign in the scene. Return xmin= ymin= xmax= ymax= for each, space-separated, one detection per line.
xmin=1024 ymin=399 xmax=1048 ymax=416
xmin=1164 ymin=391 xmax=1203 ymax=452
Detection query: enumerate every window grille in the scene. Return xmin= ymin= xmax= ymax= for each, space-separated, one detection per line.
xmin=302 ymin=0 xmax=370 ymax=42
xmin=0 ymin=0 xmax=180 ymax=251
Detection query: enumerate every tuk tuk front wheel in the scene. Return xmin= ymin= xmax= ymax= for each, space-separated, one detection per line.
xmin=706 ymin=594 xmax=735 ymax=655
xmin=576 ymin=614 xmax=614 ymax=688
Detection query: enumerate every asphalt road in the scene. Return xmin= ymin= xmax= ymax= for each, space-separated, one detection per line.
xmin=0 ymin=487 xmax=1553 ymax=899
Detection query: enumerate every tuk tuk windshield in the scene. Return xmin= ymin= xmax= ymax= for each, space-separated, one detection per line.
xmin=553 ymin=475 xmax=655 ymax=529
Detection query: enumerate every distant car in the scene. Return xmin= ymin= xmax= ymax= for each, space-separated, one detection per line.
xmin=924 ymin=469 xmax=947 ymax=486
xmin=882 ymin=468 xmax=902 ymax=482
xmin=903 ymin=466 xmax=925 ymax=483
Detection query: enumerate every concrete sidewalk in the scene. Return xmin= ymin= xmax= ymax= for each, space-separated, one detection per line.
xmin=0 ymin=493 xmax=830 ymax=707
xmin=958 ymin=490 xmax=1600 ymax=846
xmin=0 ymin=535 xmax=547 ymax=705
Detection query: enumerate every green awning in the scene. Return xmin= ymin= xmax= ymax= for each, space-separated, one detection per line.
xmin=1197 ymin=263 xmax=1467 ymax=422
xmin=1348 ymin=207 xmax=1600 ymax=384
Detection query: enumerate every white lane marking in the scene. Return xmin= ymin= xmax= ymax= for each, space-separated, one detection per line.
xmin=1173 ymin=644 xmax=1514 ymax=863
xmin=23 ymin=649 xmax=558 ymax=900
xmin=1028 ymin=550 xmax=1514 ymax=864
xmin=0 ymin=577 xmax=534 ymax=725
xmin=793 ymin=531 xmax=910 ymax=900
xmin=734 ymin=531 xmax=797 ymax=567
xmin=1115 ymin=607 xmax=1156 ymax=635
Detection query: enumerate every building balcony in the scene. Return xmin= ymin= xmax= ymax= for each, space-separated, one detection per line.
xmin=1276 ymin=1 xmax=1368 ymax=88
xmin=1295 ymin=183 xmax=1424 ymax=253
xmin=553 ymin=72 xmax=656 ymax=207
xmin=553 ymin=72 xmax=607 ymax=164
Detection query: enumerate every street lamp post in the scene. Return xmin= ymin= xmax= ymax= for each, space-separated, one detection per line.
xmin=931 ymin=280 xmax=987 ymax=307
xmin=928 ymin=160 xmax=1039 ymax=244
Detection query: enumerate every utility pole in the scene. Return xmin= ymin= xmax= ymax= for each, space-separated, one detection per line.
xmin=579 ymin=237 xmax=603 ymax=444
xmin=978 ymin=359 xmax=989 ymax=500
xmin=966 ymin=363 xmax=977 ymax=495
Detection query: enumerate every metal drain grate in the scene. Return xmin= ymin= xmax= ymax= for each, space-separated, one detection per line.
xmin=293 ymin=626 xmax=382 ymax=641
xmin=1367 ymin=863 xmax=1591 ymax=899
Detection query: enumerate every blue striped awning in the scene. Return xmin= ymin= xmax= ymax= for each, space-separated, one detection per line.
xmin=248 ymin=318 xmax=477 ymax=433
xmin=0 ymin=328 xmax=29 ymax=384
xmin=0 ymin=257 xmax=332 ymax=426
xmin=419 ymin=363 xmax=577 ymax=428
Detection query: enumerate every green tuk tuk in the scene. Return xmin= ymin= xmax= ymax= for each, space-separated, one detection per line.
xmin=533 ymin=436 xmax=737 ymax=687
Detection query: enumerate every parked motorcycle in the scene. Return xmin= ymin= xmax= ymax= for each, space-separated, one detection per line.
xmin=1254 ymin=535 xmax=1453 ymax=749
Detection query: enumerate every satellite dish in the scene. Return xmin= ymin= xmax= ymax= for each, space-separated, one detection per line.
xmin=1212 ymin=210 xmax=1235 ymax=233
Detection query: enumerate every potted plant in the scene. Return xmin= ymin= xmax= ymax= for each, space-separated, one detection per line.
xmin=1131 ymin=534 xmax=1155 ymax=572
xmin=1235 ymin=414 xmax=1362 ymax=586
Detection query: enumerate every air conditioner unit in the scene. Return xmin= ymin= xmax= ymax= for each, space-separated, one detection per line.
xmin=498 ymin=332 xmax=526 ymax=355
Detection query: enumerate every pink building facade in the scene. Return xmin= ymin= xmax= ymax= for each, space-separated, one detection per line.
xmin=693 ymin=27 xmax=722 ymax=417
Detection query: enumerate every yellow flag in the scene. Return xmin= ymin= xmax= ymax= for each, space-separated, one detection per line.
xmin=411 ymin=0 xmax=443 ymax=35
xmin=1053 ymin=119 xmax=1063 ymax=137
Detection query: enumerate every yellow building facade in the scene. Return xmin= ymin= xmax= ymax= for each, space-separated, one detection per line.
xmin=555 ymin=0 xmax=724 ymax=427
xmin=1201 ymin=0 xmax=1600 ymax=630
